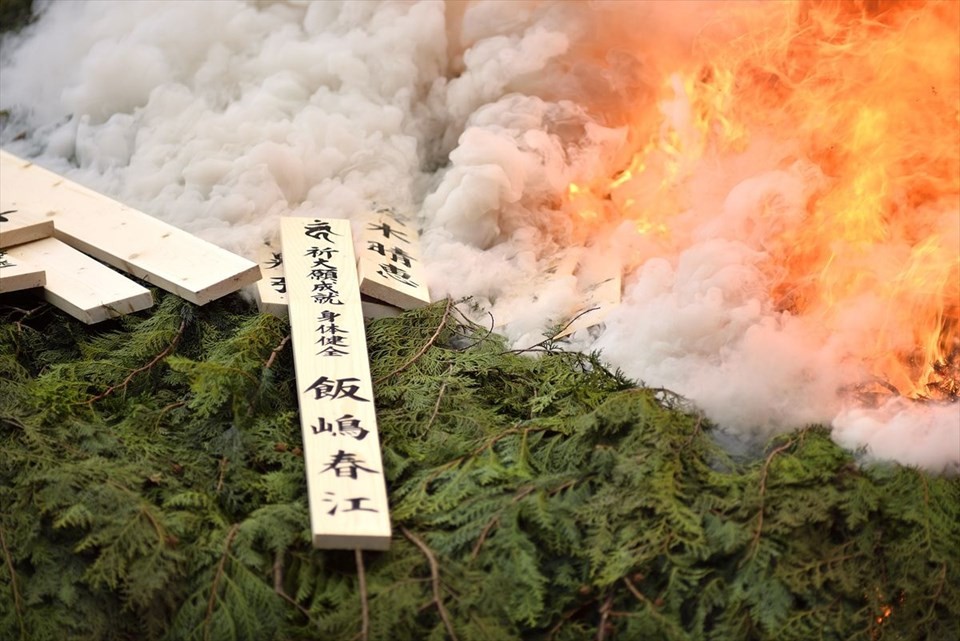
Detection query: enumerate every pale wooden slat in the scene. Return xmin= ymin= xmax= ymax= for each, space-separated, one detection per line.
xmin=253 ymin=241 xmax=288 ymax=317
xmin=0 ymin=150 xmax=260 ymax=305
xmin=280 ymin=217 xmax=391 ymax=550
xmin=0 ymin=249 xmax=46 ymax=293
xmin=0 ymin=208 xmax=55 ymax=248
xmin=356 ymin=211 xmax=430 ymax=310
xmin=253 ymin=246 xmax=403 ymax=323
xmin=3 ymin=237 xmax=153 ymax=323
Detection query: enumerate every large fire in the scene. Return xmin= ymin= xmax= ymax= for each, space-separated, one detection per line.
xmin=568 ymin=0 xmax=959 ymax=402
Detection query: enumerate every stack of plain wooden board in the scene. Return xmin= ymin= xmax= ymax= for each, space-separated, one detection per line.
xmin=0 ymin=150 xmax=261 ymax=322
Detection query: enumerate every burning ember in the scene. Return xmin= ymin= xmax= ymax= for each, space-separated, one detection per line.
xmin=567 ymin=0 xmax=959 ymax=404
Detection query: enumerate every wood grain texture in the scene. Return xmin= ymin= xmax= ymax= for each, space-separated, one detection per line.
xmin=0 ymin=249 xmax=45 ymax=293
xmin=280 ymin=217 xmax=391 ymax=550
xmin=3 ymin=237 xmax=153 ymax=323
xmin=253 ymin=245 xmax=403 ymax=322
xmin=356 ymin=211 xmax=430 ymax=310
xmin=253 ymin=241 xmax=288 ymax=317
xmin=0 ymin=208 xmax=54 ymax=248
xmin=0 ymin=150 xmax=260 ymax=304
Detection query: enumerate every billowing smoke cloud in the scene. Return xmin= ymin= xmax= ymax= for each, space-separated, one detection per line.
xmin=1 ymin=0 xmax=957 ymax=471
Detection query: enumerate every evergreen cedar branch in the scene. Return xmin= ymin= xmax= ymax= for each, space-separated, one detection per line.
xmin=0 ymin=290 xmax=957 ymax=641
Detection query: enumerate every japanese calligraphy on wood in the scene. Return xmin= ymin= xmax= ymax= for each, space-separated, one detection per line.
xmin=356 ymin=210 xmax=430 ymax=310
xmin=0 ymin=249 xmax=46 ymax=293
xmin=253 ymin=241 xmax=287 ymax=317
xmin=3 ymin=237 xmax=153 ymax=323
xmin=0 ymin=208 xmax=54 ymax=248
xmin=253 ymin=251 xmax=402 ymax=321
xmin=279 ymin=217 xmax=391 ymax=550
xmin=0 ymin=150 xmax=260 ymax=305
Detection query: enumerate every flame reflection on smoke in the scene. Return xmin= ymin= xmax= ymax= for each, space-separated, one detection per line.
xmin=0 ymin=0 xmax=956 ymax=470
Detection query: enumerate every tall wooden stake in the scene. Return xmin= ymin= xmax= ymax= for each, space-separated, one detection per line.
xmin=280 ymin=217 xmax=391 ymax=550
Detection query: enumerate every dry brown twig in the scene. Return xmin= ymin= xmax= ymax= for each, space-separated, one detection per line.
xmin=215 ymin=457 xmax=229 ymax=493
xmin=356 ymin=549 xmax=370 ymax=641
xmin=374 ymin=298 xmax=452 ymax=385
xmin=622 ymin=577 xmax=678 ymax=632
xmin=596 ymin=592 xmax=614 ymax=641
xmin=0 ymin=522 xmax=25 ymax=638
xmin=470 ymin=484 xmax=536 ymax=560
xmin=424 ymin=364 xmax=455 ymax=432
xmin=204 ymin=523 xmax=240 ymax=641
xmin=263 ymin=334 xmax=291 ymax=370
xmin=748 ymin=437 xmax=797 ymax=558
xmin=272 ymin=549 xmax=315 ymax=623
xmin=505 ymin=306 xmax=599 ymax=355
xmin=7 ymin=302 xmax=47 ymax=333
xmin=85 ymin=318 xmax=188 ymax=405
xmin=401 ymin=526 xmax=459 ymax=641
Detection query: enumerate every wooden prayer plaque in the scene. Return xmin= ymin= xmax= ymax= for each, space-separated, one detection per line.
xmin=356 ymin=210 xmax=430 ymax=310
xmin=253 ymin=241 xmax=288 ymax=317
xmin=279 ymin=217 xmax=391 ymax=550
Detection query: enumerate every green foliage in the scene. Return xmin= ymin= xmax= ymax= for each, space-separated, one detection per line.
xmin=0 ymin=291 xmax=957 ymax=641
xmin=0 ymin=0 xmax=32 ymax=35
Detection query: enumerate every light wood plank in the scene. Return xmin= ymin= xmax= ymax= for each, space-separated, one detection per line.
xmin=0 ymin=208 xmax=55 ymax=248
xmin=0 ymin=249 xmax=46 ymax=293
xmin=356 ymin=210 xmax=430 ymax=310
xmin=253 ymin=241 xmax=288 ymax=317
xmin=3 ymin=237 xmax=153 ymax=323
xmin=0 ymin=150 xmax=260 ymax=304
xmin=280 ymin=217 xmax=391 ymax=550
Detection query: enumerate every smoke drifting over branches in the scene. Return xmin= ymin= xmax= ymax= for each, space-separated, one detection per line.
xmin=2 ymin=0 xmax=957 ymax=471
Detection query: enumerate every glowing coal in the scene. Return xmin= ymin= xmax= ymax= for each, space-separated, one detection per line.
xmin=1 ymin=0 xmax=956 ymax=470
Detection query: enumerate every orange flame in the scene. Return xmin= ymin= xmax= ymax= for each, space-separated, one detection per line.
xmin=567 ymin=0 xmax=959 ymax=400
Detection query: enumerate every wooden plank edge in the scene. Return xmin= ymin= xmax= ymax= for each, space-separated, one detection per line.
xmin=313 ymin=533 xmax=392 ymax=551
xmin=0 ymin=218 xmax=55 ymax=249
xmin=43 ymin=287 xmax=153 ymax=325
xmin=357 ymin=269 xmax=430 ymax=311
xmin=0 ymin=252 xmax=46 ymax=293
xmin=5 ymin=237 xmax=154 ymax=324
xmin=52 ymin=229 xmax=261 ymax=305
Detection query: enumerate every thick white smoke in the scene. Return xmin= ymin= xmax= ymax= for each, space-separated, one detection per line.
xmin=1 ymin=0 xmax=957 ymax=471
